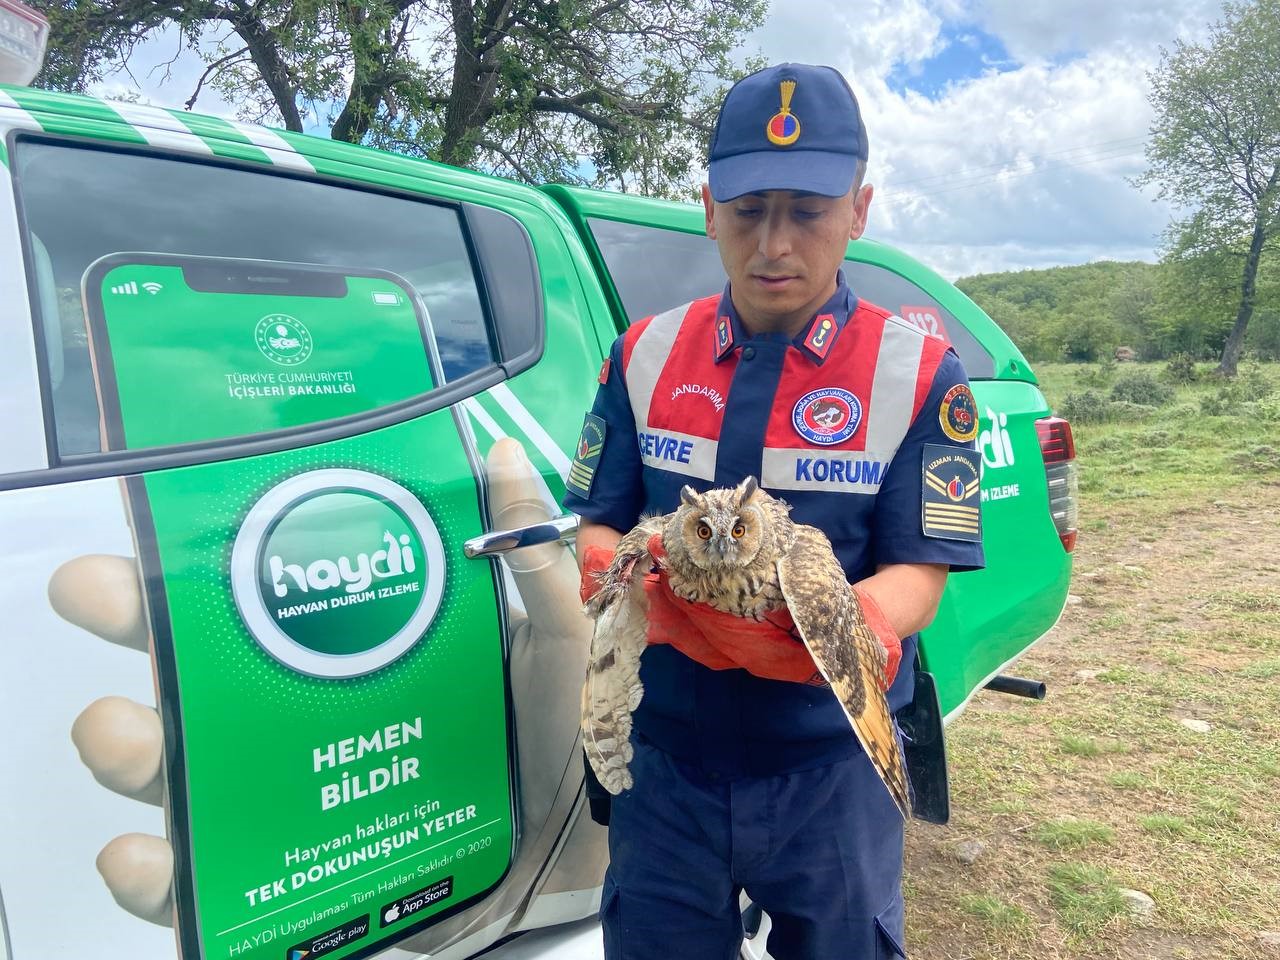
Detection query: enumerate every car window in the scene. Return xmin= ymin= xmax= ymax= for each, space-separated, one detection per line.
xmin=587 ymin=218 xmax=728 ymax=322
xmin=16 ymin=140 xmax=499 ymax=459
xmin=587 ymin=217 xmax=995 ymax=377
xmin=839 ymin=261 xmax=994 ymax=378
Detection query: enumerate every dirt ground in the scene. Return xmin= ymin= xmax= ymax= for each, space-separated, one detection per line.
xmin=903 ymin=478 xmax=1280 ymax=960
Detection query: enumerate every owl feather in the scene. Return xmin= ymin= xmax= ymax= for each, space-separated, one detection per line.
xmin=581 ymin=477 xmax=912 ymax=818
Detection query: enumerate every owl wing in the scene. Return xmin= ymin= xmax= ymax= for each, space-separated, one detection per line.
xmin=777 ymin=524 xmax=912 ymax=819
xmin=581 ymin=516 xmax=665 ymax=795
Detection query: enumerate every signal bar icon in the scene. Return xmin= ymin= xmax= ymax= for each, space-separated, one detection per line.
xmin=110 ymin=281 xmax=164 ymax=296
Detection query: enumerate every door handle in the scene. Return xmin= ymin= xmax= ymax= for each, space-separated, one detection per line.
xmin=463 ymin=514 xmax=579 ymax=558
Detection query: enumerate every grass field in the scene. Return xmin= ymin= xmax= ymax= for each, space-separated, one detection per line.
xmin=904 ymin=361 xmax=1280 ymax=960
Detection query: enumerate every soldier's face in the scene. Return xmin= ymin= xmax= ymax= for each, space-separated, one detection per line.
xmin=703 ymin=184 xmax=872 ymax=334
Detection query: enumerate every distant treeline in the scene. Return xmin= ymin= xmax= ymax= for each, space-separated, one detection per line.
xmin=956 ymin=258 xmax=1280 ymax=363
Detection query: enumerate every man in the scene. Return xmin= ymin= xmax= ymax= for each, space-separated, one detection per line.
xmin=563 ymin=62 xmax=984 ymax=960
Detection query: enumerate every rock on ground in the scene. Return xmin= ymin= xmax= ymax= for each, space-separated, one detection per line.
xmin=1119 ymin=888 xmax=1156 ymax=918
xmin=949 ymin=839 xmax=986 ymax=865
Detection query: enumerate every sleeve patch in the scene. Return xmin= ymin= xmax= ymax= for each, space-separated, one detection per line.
xmin=566 ymin=413 xmax=607 ymax=498
xmin=598 ymin=357 xmax=612 ymax=384
xmin=939 ymin=384 xmax=977 ymax=442
xmin=922 ymin=444 xmax=982 ymax=542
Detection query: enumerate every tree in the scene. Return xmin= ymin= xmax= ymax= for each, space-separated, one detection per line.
xmin=32 ymin=0 xmax=767 ymax=196
xmin=1137 ymin=0 xmax=1280 ymax=376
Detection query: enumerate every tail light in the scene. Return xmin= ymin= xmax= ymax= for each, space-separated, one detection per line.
xmin=1036 ymin=416 xmax=1077 ymax=552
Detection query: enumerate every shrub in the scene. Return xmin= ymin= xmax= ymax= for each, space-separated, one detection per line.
xmin=1059 ymin=389 xmax=1110 ymax=424
xmin=1059 ymin=391 xmax=1156 ymax=425
xmin=1199 ymin=364 xmax=1276 ymax=416
xmin=1084 ymin=356 xmax=1117 ymax=387
xmin=1239 ymin=362 xmax=1276 ymax=401
xmin=1106 ymin=401 xmax=1157 ymax=422
xmin=1231 ymin=445 xmax=1280 ymax=473
xmin=1163 ymin=353 xmax=1198 ymax=384
xmin=1110 ymin=370 xmax=1175 ymax=407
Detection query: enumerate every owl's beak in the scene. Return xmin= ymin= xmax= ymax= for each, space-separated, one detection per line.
xmin=713 ymin=535 xmax=733 ymax=559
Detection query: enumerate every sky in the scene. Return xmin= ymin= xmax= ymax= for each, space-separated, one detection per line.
xmin=84 ymin=0 xmax=1231 ymax=280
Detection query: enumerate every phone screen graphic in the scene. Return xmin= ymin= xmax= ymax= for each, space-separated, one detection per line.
xmin=84 ymin=255 xmax=437 ymax=451
xmin=82 ymin=256 xmax=515 ymax=960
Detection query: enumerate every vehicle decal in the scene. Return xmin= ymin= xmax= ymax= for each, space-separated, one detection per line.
xmin=1 ymin=87 xmax=316 ymax=172
xmin=162 ymin=110 xmax=275 ymax=166
xmin=488 ymin=383 xmax=572 ymax=479
xmin=106 ymin=100 xmax=215 ymax=156
xmin=3 ymin=86 xmax=148 ymax=144
xmin=0 ymin=89 xmax=40 ymax=133
xmin=221 ymin=118 xmax=316 ymax=173
xmin=979 ymin=405 xmax=1016 ymax=470
xmin=460 ymin=394 xmax=561 ymax=515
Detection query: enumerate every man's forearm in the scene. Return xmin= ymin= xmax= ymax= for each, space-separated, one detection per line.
xmin=576 ymin=519 xmax=624 ymax=569
xmin=856 ymin=563 xmax=949 ymax=639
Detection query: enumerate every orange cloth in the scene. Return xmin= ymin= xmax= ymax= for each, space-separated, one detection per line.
xmin=579 ymin=538 xmax=902 ymax=690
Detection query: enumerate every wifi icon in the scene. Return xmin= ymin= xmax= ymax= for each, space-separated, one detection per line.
xmin=142 ymin=282 xmax=164 ymax=295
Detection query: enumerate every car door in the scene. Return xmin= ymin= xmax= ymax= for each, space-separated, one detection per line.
xmin=0 ymin=96 xmax=608 ymax=960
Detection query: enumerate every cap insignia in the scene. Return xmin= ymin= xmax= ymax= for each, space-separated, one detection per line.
xmin=766 ymin=79 xmax=801 ymax=147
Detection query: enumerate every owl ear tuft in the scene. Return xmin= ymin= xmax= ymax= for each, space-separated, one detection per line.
xmin=735 ymin=476 xmax=759 ymax=506
xmin=680 ymin=485 xmax=701 ymax=507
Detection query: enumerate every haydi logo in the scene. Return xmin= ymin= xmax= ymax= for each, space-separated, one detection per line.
xmin=231 ymin=470 xmax=446 ymax=678
xmin=979 ymin=406 xmax=1015 ymax=470
xmin=269 ymin=531 xmax=417 ymax=597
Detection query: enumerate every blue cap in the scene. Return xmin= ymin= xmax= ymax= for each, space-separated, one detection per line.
xmin=708 ymin=63 xmax=868 ymax=202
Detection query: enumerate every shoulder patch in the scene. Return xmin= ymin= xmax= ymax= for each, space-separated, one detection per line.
xmin=598 ymin=357 xmax=611 ymax=384
xmin=566 ymin=413 xmax=607 ymax=498
xmin=921 ymin=444 xmax=981 ymax=541
xmin=939 ymin=384 xmax=977 ymax=442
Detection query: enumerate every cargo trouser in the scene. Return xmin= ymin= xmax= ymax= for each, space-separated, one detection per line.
xmin=600 ymin=736 xmax=908 ymax=960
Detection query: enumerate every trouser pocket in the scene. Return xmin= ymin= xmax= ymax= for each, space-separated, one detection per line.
xmin=874 ymin=895 xmax=908 ymax=958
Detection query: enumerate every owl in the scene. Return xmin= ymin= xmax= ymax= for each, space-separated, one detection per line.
xmin=581 ymin=476 xmax=911 ymax=819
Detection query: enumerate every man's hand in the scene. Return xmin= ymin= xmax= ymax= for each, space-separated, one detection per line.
xmin=54 ymin=438 xmax=595 ymax=928
xmin=580 ymin=533 xmax=913 ymax=689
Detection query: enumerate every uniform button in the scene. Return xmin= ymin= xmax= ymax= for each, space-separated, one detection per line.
xmin=742 ymin=346 xmax=756 ymax=361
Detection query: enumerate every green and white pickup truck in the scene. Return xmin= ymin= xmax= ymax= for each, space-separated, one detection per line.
xmin=0 ymin=43 xmax=1075 ymax=960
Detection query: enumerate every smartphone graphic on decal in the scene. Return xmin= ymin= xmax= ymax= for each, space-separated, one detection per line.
xmin=82 ymin=255 xmax=516 ymax=960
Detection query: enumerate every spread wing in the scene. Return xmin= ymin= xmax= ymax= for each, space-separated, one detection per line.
xmin=581 ymin=516 xmax=665 ymax=795
xmin=777 ymin=524 xmax=911 ymax=819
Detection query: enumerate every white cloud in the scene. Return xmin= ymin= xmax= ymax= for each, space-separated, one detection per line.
xmin=971 ymin=0 xmax=1224 ymax=62
xmin=744 ymin=0 xmax=1230 ymax=278
xmin=742 ymin=0 xmax=947 ymax=79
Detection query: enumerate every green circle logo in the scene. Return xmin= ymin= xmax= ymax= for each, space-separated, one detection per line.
xmin=231 ymin=470 xmax=445 ymax=677
xmin=255 ymin=313 xmax=313 ymax=366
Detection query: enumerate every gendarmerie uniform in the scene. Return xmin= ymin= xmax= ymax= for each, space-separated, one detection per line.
xmin=563 ymin=61 xmax=985 ymax=960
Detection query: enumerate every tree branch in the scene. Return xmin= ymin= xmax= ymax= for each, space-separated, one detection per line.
xmin=225 ymin=5 xmax=304 ymax=131
xmin=186 ymin=45 xmax=251 ymax=110
xmin=529 ymin=94 xmax=623 ymax=133
xmin=477 ymin=136 xmax=537 ymax=181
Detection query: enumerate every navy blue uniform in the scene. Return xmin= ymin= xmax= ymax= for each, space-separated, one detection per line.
xmin=564 ymin=277 xmax=984 ymax=959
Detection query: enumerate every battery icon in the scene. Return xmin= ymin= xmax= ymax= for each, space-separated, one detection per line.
xmin=372 ymin=292 xmax=399 ymax=305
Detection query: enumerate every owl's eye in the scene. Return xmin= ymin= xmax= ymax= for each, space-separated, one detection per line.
xmin=731 ymin=523 xmax=746 ymax=539
xmin=697 ymin=523 xmax=713 ymax=540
